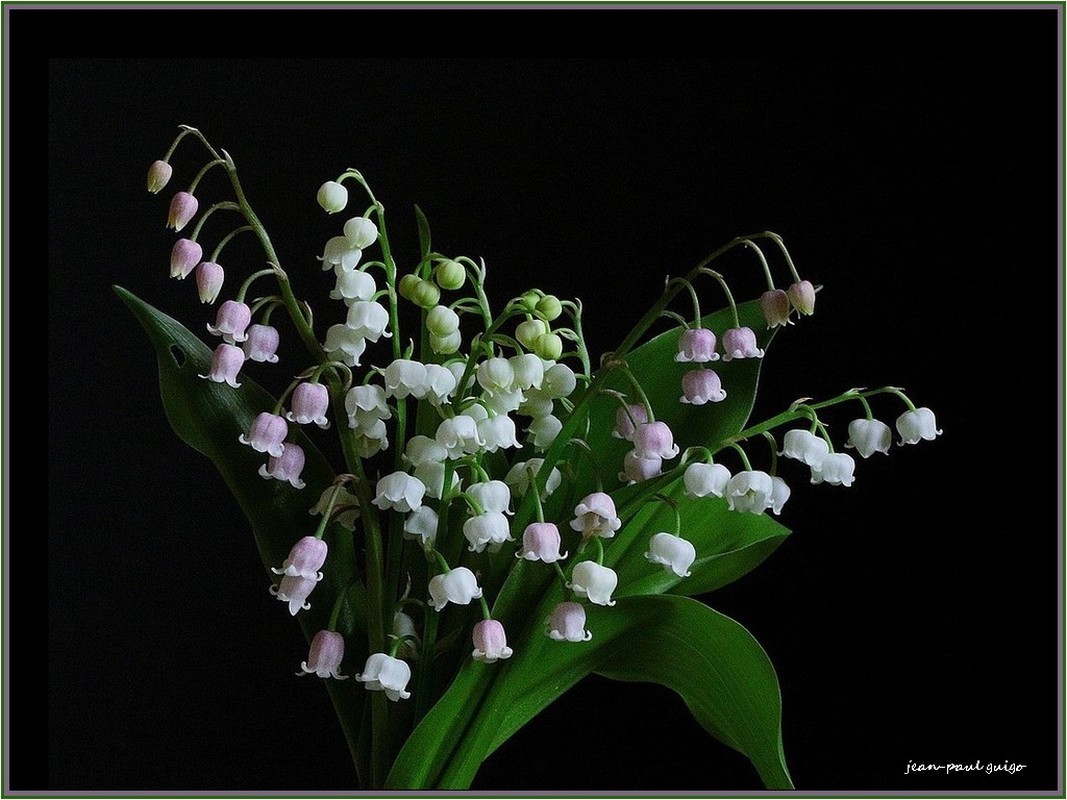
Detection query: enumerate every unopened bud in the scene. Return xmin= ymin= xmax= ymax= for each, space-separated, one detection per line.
xmin=316 ymin=181 xmax=348 ymax=214
xmin=536 ymin=294 xmax=562 ymax=321
xmin=410 ymin=278 xmax=441 ymax=309
xmin=434 ymin=259 xmax=466 ymax=290
xmin=759 ymin=289 xmax=791 ymax=328
xmin=426 ymin=305 xmax=460 ymax=337
xmin=520 ymin=290 xmax=541 ymax=312
xmin=430 ymin=330 xmax=462 ymax=355
xmin=398 ymin=274 xmax=421 ymax=301
xmin=195 ymin=261 xmax=225 ymax=304
xmin=167 ymin=191 xmax=199 ymax=232
xmin=147 ymin=160 xmax=173 ymax=194
xmin=533 ymin=332 xmax=563 ymax=360
xmin=516 ymin=318 xmax=548 ymax=350
xmin=787 ymin=280 xmax=816 ymax=316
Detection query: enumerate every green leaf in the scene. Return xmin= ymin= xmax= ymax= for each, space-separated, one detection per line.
xmin=114 ymin=285 xmax=368 ymax=778
xmin=387 ymin=595 xmax=791 ymax=789
xmin=414 ymin=204 xmax=432 ymax=260
xmin=585 ymin=299 xmax=776 ymax=494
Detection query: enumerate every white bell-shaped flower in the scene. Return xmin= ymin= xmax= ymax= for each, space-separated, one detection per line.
xmin=269 ymin=574 xmax=318 ymax=616
xmin=428 ymin=566 xmax=482 ymax=611
xmin=683 ymin=462 xmax=731 ymax=499
xmin=423 ymin=364 xmax=457 ymax=406
xmin=343 ymin=216 xmax=379 ymax=249
xmin=769 ymin=476 xmax=791 ymax=515
xmin=506 ymin=458 xmax=562 ymax=500
xmin=527 ymin=414 xmax=562 ymax=451
xmin=811 ymin=452 xmax=856 ymax=487
xmin=372 ymin=471 xmax=426 ymax=513
xmin=725 ymin=470 xmax=775 ymax=514
xmin=320 ymin=235 xmax=362 ymax=273
xmin=462 ymin=512 xmax=513 ymax=553
xmin=896 ymin=407 xmax=942 ymax=445
xmin=482 ymin=387 xmax=525 ymax=415
xmin=467 ymin=481 xmax=513 ymax=515
xmin=345 ymin=301 xmax=391 ymax=343
xmin=508 ymin=353 xmax=544 ymax=391
xmin=518 ymin=388 xmax=555 ymax=419
xmin=478 ymin=414 xmax=521 ymax=452
xmin=780 ymin=428 xmax=829 ymax=468
xmin=547 ymin=601 xmax=592 ymax=642
xmin=355 ymin=653 xmax=411 ymax=702
xmin=477 ymin=357 xmax=516 ymax=395
xmin=331 ymin=269 xmax=376 ymax=303
xmin=845 ymin=418 xmax=892 ymax=458
xmin=403 ymin=506 xmax=439 ymax=551
xmin=435 ymin=414 xmax=485 ymax=459
xmin=568 ymin=561 xmax=618 ymax=606
xmin=323 ymin=324 xmax=367 ymax=367
xmin=404 ymin=435 xmax=448 ymax=466
xmin=413 ymin=459 xmax=461 ymax=500
xmin=345 ymin=383 xmax=392 ymax=427
xmin=542 ymin=363 xmax=578 ymax=398
xmin=645 ymin=532 xmax=696 ymax=578
xmin=384 ymin=359 xmax=429 ymax=399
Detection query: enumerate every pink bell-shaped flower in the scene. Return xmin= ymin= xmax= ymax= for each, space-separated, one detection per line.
xmin=170 ymin=238 xmax=202 ymax=279
xmin=632 ymin=421 xmax=680 ymax=461
xmin=680 ymin=369 xmax=727 ymax=405
xmin=199 ymin=343 xmax=244 ymax=388
xmin=194 ymin=261 xmax=225 ymax=304
xmin=472 ymin=619 xmax=514 ymax=663
xmin=206 ymin=300 xmax=252 ymax=344
xmin=242 ymin=324 xmax=280 ymax=364
xmin=612 ymin=404 xmax=648 ymax=441
xmin=547 ymin=601 xmax=592 ymax=642
xmin=675 ymin=327 xmax=719 ymax=363
xmin=787 ymin=280 xmax=816 ymax=315
xmin=166 ymin=191 xmax=199 ymax=231
xmin=720 ymin=326 xmax=765 ymax=361
xmin=271 ymin=535 xmax=327 ymax=580
xmin=259 ymin=443 xmax=307 ymax=489
xmin=846 ymin=418 xmax=892 ymax=458
xmin=298 ymin=630 xmax=348 ymax=679
xmin=645 ymin=532 xmax=696 ymax=578
xmin=356 ymin=653 xmax=411 ymax=701
xmin=759 ymin=289 xmax=791 ymax=329
xmin=270 ymin=574 xmax=317 ymax=616
xmin=683 ymin=462 xmax=731 ymax=498
xmin=428 ymin=566 xmax=482 ymax=611
xmin=619 ymin=450 xmax=663 ymax=484
xmin=239 ymin=412 xmax=288 ymax=458
xmin=287 ymin=382 xmax=331 ymax=429
xmin=569 ymin=492 xmax=622 ymax=539
xmin=517 ymin=522 xmax=568 ymax=563
xmin=147 ymin=159 xmax=173 ymax=194
xmin=568 ymin=561 xmax=618 ymax=606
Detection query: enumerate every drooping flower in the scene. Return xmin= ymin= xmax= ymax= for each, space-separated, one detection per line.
xmin=309 ymin=485 xmax=360 ymax=531
xmin=780 ymin=428 xmax=830 ymax=468
xmin=298 ymin=630 xmax=348 ymax=679
xmin=612 ymin=404 xmax=649 ymax=441
xmin=166 ymin=191 xmax=198 ymax=231
xmin=527 ymin=414 xmax=563 ymax=451
xmin=472 ymin=619 xmax=514 ymax=663
xmin=345 ymin=301 xmax=392 ymax=342
xmin=319 ymin=235 xmax=363 ymax=273
xmin=517 ymin=522 xmax=568 ymax=563
xmin=427 ymin=305 xmax=461 ymax=338
xmin=683 ymin=462 xmax=731 ymax=499
xmin=242 ymin=324 xmax=280 ymax=364
xmin=845 ymin=418 xmax=892 ymax=458
xmin=372 ymin=471 xmax=426 ymax=513
xmin=810 ymin=452 xmax=856 ymax=487
xmin=769 ymin=475 xmax=791 ymax=515
xmin=316 ymin=180 xmax=348 ymax=214
xmin=403 ymin=435 xmax=447 ymax=467
xmin=619 ymin=450 xmax=663 ymax=484
xmin=896 ymin=407 xmax=942 ymax=445
xmin=170 ymin=238 xmax=203 ymax=279
xmin=271 ymin=535 xmax=328 ymax=580
xmin=355 ymin=653 xmax=411 ymax=701
xmin=645 ymin=532 xmax=696 ymax=578
xmin=680 ymin=369 xmax=727 ymax=405
xmin=569 ymin=492 xmax=622 ymax=539
xmin=146 ymin=159 xmax=173 ymax=194
xmin=194 ymin=261 xmax=224 ymax=304
xmin=269 ymin=574 xmax=317 ymax=616
xmin=478 ymin=414 xmax=522 ymax=452
xmin=632 ymin=421 xmax=680 ymax=460
xmin=546 ymin=601 xmax=592 ymax=642
xmin=759 ymin=289 xmax=792 ymax=328
xmin=462 ymin=512 xmax=513 ymax=553
xmin=259 ymin=443 xmax=307 ymax=489
xmin=331 ymin=269 xmax=377 ymax=304
xmin=206 ymin=300 xmax=252 ymax=344
xmin=239 ymin=412 xmax=288 ymax=458
xmin=787 ymin=280 xmax=816 ymax=315
xmin=199 ymin=343 xmax=244 ymax=388
xmin=567 ymin=561 xmax=618 ymax=606
xmin=392 ymin=611 xmax=421 ymax=660
xmin=505 ymin=459 xmax=563 ymax=500
xmin=343 ymin=216 xmax=379 ymax=249
xmin=542 ymin=363 xmax=578 ymax=398
xmin=675 ymin=327 xmax=719 ymax=363
xmin=403 ymin=506 xmax=439 ymax=551
xmin=476 ymin=357 xmax=516 ymax=396
xmin=323 ymin=324 xmax=367 ymax=367
xmin=428 ymin=566 xmax=482 ymax=611
xmin=383 ymin=359 xmax=429 ymax=399
xmin=435 ymin=415 xmax=485 ymax=459
xmin=725 ymin=470 xmax=775 ymax=514
xmin=467 ymin=481 xmax=513 ymax=516
xmin=287 ymin=382 xmax=331 ymax=428
xmin=720 ymin=326 xmax=765 ymax=361
xmin=345 ymin=384 xmax=392 ymax=428
xmin=413 ymin=459 xmax=461 ymax=500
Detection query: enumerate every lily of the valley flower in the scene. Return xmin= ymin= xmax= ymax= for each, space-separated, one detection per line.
xmin=787 ymin=280 xmax=816 ymax=315
xmin=206 ymin=300 xmax=252 ymax=344
xmin=323 ymin=324 xmax=367 ymax=367
xmin=194 ymin=261 xmax=224 ymax=304
xmin=568 ymin=561 xmax=618 ymax=606
xmin=632 ymin=421 xmax=680 ymax=460
xmin=463 ymin=512 xmax=513 ymax=553
xmin=780 ymin=428 xmax=829 ymax=468
xmin=570 ymin=492 xmax=622 ymax=539
xmin=725 ymin=470 xmax=775 ymax=514
xmin=547 ymin=601 xmax=593 ymax=642
xmin=680 ymin=369 xmax=727 ymax=405
xmin=675 ymin=327 xmax=719 ymax=362
xmin=811 ymin=452 xmax=856 ymax=486
xmin=846 ymin=418 xmax=892 ymax=458
xmin=403 ymin=506 xmax=439 ymax=551
xmin=517 ymin=522 xmax=568 ymax=563
xmin=683 ymin=462 xmax=731 ymax=499
xmin=271 ymin=535 xmax=328 ymax=580
xmin=769 ymin=475 xmax=791 ymax=515
xmin=355 ymin=653 xmax=411 ymax=701
xmin=170 ymin=238 xmax=203 ymax=279
xmin=471 ymin=619 xmax=514 ymax=663
xmin=896 ymin=407 xmax=942 ymax=445
xmin=612 ymin=403 xmax=649 ymax=441
xmin=270 ymin=574 xmax=318 ymax=616
xmin=505 ymin=458 xmax=563 ymax=499
xmin=287 ymin=382 xmax=331 ymax=428
xmin=242 ymin=324 xmax=281 ymax=364
xmin=619 ymin=450 xmax=663 ymax=484
xmin=645 ymin=532 xmax=697 ymax=578
xmin=428 ymin=566 xmax=482 ymax=611
xmin=166 ymin=191 xmax=198 ymax=231
xmin=298 ymin=630 xmax=348 ymax=679
xmin=372 ymin=471 xmax=426 ymax=513
xmin=259 ymin=443 xmax=307 ymax=489
xmin=759 ymin=289 xmax=791 ymax=328
xmin=200 ymin=343 xmax=244 ymax=387
xmin=720 ymin=326 xmax=765 ymax=361
xmin=239 ymin=412 xmax=288 ymax=458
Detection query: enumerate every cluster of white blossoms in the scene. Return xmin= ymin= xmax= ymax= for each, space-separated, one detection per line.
xmin=147 ymin=138 xmax=940 ymax=708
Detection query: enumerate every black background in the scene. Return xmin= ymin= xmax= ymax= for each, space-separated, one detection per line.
xmin=35 ymin=7 xmax=1061 ymax=794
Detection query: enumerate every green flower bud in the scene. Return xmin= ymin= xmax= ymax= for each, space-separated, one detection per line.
xmin=411 ymin=278 xmax=441 ymax=309
xmin=430 ymin=330 xmax=462 ymax=355
xmin=536 ymin=294 xmax=563 ymax=321
xmin=533 ymin=332 xmax=563 ymax=361
xmin=427 ymin=305 xmax=460 ymax=337
xmin=435 ymin=259 xmax=466 ymax=290
xmin=516 ymin=318 xmax=548 ymax=350
xmin=520 ymin=290 xmax=542 ymax=312
xmin=398 ymin=274 xmax=422 ymax=301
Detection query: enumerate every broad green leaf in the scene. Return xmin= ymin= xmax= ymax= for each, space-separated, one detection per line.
xmin=115 ymin=286 xmax=368 ymax=776
xmin=585 ymin=299 xmax=776 ymax=494
xmin=388 ymin=594 xmax=791 ymax=789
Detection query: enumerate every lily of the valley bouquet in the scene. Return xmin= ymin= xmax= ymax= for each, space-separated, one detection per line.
xmin=119 ymin=126 xmax=942 ymax=790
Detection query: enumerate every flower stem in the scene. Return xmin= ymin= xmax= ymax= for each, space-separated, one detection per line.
xmin=743 ymin=239 xmax=776 ymax=290
xmin=209 ymin=225 xmax=254 ymax=263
